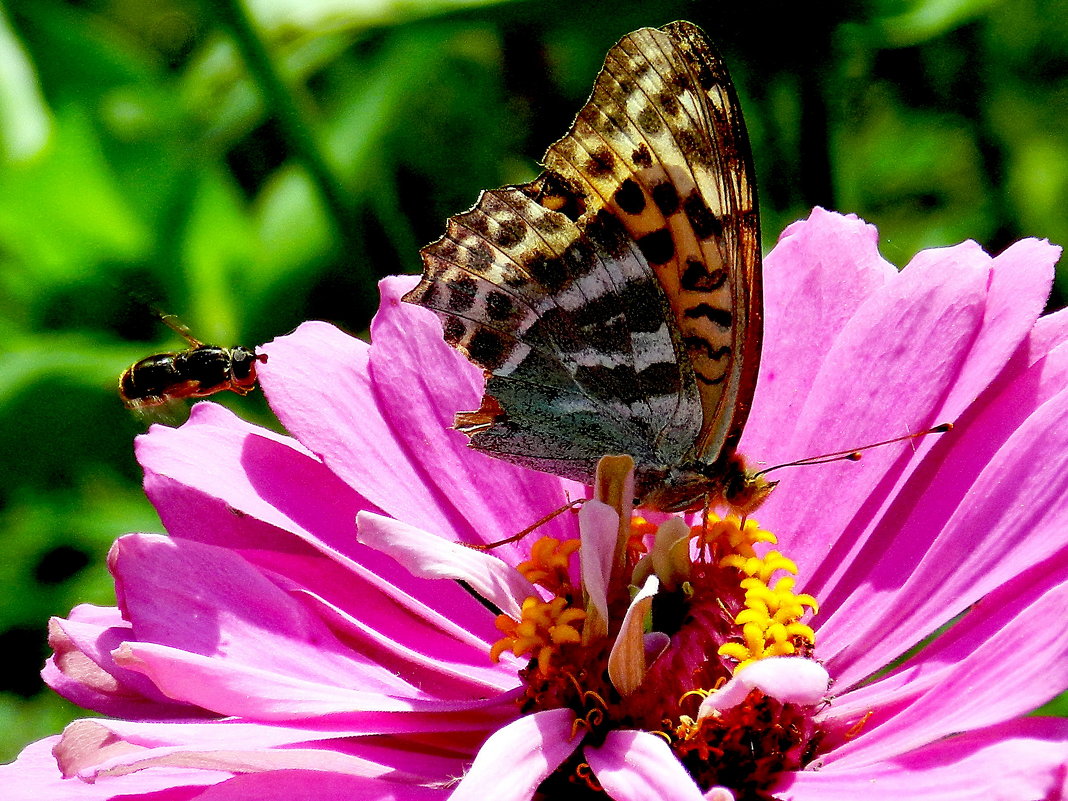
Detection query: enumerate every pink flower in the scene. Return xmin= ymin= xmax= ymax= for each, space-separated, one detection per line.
xmin=4 ymin=209 xmax=1067 ymax=800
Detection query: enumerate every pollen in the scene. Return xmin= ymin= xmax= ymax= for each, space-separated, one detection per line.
xmin=628 ymin=515 xmax=656 ymax=559
xmin=517 ymin=536 xmax=581 ymax=593
xmin=489 ymin=595 xmax=586 ymax=673
xmin=691 ymin=513 xmax=776 ymax=561
xmin=717 ymin=551 xmax=818 ymax=673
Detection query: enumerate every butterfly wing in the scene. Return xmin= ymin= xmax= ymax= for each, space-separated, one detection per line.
xmin=542 ymin=21 xmax=762 ymax=463
xmin=404 ymin=21 xmax=760 ymax=484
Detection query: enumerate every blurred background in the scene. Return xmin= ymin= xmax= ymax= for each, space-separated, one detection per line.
xmin=1 ymin=0 xmax=1066 ymax=761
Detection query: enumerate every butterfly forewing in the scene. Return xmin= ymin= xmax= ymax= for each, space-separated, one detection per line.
xmin=542 ymin=21 xmax=761 ymax=462
xmin=404 ymin=21 xmax=762 ymax=501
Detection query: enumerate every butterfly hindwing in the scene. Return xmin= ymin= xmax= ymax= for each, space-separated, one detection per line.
xmin=407 ymin=183 xmax=697 ymax=483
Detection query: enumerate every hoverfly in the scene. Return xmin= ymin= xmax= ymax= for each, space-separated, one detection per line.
xmin=119 ymin=315 xmax=266 ymax=410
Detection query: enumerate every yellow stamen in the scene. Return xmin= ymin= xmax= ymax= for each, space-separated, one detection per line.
xmin=489 ymin=595 xmax=586 ymax=672
xmin=628 ymin=516 xmax=656 ymax=558
xmin=716 ymin=545 xmax=818 ymax=673
xmin=692 ymin=514 xmax=776 ymax=559
xmin=516 ymin=536 xmax=581 ymax=594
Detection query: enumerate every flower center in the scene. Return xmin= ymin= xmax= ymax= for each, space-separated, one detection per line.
xmin=490 ymin=511 xmax=830 ymax=799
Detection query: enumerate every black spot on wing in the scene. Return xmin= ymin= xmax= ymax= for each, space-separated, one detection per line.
xmin=495 ymin=218 xmax=527 ymax=248
xmin=526 ymin=252 xmax=569 ymax=294
xmin=617 ymin=278 xmax=669 ymax=334
xmin=683 ymin=335 xmax=731 ymax=361
xmin=684 ymin=303 xmax=733 ymax=329
xmin=468 ymin=241 xmax=494 ymax=270
xmin=683 ymin=190 xmax=723 ymax=240
xmin=446 ymin=276 xmax=478 ymax=312
xmin=637 ymin=360 xmax=682 ymax=396
xmin=668 ymin=70 xmax=693 ymax=94
xmin=655 ymin=91 xmax=680 ymax=117
xmin=680 ymin=258 xmax=727 ymax=292
xmin=651 ymin=182 xmax=681 ymax=216
xmin=444 ymin=317 xmax=465 ymax=345
xmin=636 ymin=106 xmax=663 ymax=135
xmin=586 ymin=148 xmax=617 ymax=177
xmin=636 ymin=228 xmax=676 ymax=266
xmin=485 ymin=290 xmax=515 ymax=322
xmin=574 ymin=363 xmax=645 ymax=405
xmin=614 ymin=178 xmax=646 ymax=215
xmin=585 ymin=209 xmax=632 ymax=261
xmin=468 ymin=328 xmax=509 ymax=371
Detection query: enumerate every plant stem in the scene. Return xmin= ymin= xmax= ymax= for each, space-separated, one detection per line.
xmin=213 ymin=0 xmax=378 ymax=302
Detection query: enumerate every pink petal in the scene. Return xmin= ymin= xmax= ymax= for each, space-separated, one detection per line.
xmin=761 ymin=238 xmax=990 ymax=580
xmin=815 ymin=328 xmax=1068 ymax=677
xmin=936 ymin=237 xmax=1056 ymax=415
xmin=138 ymin=401 xmax=378 ymax=556
xmin=109 ymin=533 xmax=419 ymax=698
xmin=116 ymin=637 xmax=518 ymax=726
xmin=449 ymin=708 xmax=581 ymax=800
xmin=56 ymin=719 xmax=454 ymax=784
xmin=822 ymin=570 xmax=1068 ymax=767
xmin=355 ymin=511 xmax=537 ymax=619
xmin=140 ymin=402 xmax=477 ymax=621
xmin=259 ymin=297 xmax=580 ymax=566
xmin=799 ymin=236 xmax=1058 ymax=614
xmin=0 ymin=735 xmax=223 ymax=800
xmin=745 ymin=209 xmax=896 ymax=460
xmin=113 ymin=640 xmax=416 ymax=719
xmin=288 ymin=586 xmax=519 ymax=695
xmin=257 ymin=319 xmax=450 ymax=535
xmin=585 ymin=729 xmax=705 ymax=801
xmin=50 ymin=713 xmax=480 ymax=790
xmin=777 ymin=717 xmax=1068 ymax=801
xmin=194 ymin=770 xmax=446 ymax=800
xmin=579 ymin=499 xmax=620 ymax=639
xmin=818 ymin=382 xmax=1068 ymax=686
xmin=44 ymin=605 xmax=203 ymax=719
xmin=1030 ymin=304 xmax=1068 ymax=355
xmin=52 ymin=713 xmax=506 ymax=778
xmin=142 ymin=468 xmax=501 ymax=691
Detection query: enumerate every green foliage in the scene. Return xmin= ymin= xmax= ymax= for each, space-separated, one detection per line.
xmin=0 ymin=0 xmax=1065 ymax=763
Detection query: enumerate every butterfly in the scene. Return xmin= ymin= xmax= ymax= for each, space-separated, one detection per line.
xmin=403 ymin=21 xmax=773 ymax=514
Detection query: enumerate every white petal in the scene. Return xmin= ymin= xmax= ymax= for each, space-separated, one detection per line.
xmin=355 ymin=511 xmax=536 ymax=618
xmin=699 ymin=657 xmax=829 ymax=717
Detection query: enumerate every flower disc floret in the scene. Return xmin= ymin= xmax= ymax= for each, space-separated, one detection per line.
xmin=718 ymin=554 xmax=818 ymax=672
xmin=693 ymin=514 xmax=776 ymax=561
xmin=490 ymin=595 xmax=586 ymax=673
xmin=517 ymin=536 xmax=580 ymax=594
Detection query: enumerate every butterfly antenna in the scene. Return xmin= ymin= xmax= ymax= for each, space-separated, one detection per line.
xmin=468 ymin=498 xmax=587 ymax=551
xmin=754 ymin=422 xmax=953 ymax=479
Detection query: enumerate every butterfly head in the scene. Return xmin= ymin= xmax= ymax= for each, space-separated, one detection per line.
xmin=720 ymin=453 xmax=777 ymax=516
xmin=636 ymin=453 xmax=777 ymax=514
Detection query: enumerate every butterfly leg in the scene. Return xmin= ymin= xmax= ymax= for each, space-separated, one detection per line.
xmin=466 ymin=497 xmax=586 ymax=551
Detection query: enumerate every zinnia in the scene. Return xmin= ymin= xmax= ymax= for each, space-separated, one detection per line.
xmin=4 ymin=209 xmax=1067 ymax=800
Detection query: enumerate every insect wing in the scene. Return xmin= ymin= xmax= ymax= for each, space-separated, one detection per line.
xmin=404 ymin=22 xmax=761 ymax=484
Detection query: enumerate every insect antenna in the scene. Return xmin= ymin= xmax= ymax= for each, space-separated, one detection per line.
xmin=754 ymin=422 xmax=953 ymax=478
